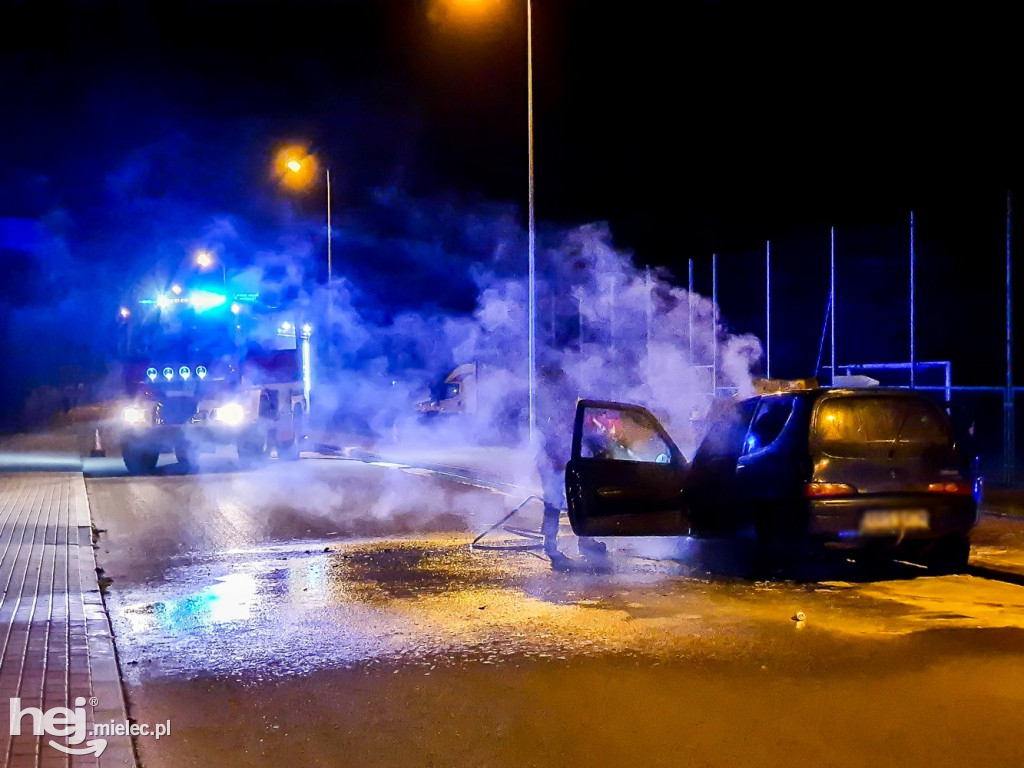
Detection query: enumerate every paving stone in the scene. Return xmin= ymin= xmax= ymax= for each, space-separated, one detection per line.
xmin=0 ymin=474 xmax=136 ymax=768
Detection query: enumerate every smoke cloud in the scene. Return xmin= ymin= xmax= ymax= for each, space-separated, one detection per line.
xmin=305 ymin=211 xmax=764 ymax=466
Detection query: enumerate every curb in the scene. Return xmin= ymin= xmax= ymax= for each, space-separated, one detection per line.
xmin=71 ymin=474 xmax=139 ymax=768
xmin=313 ymin=443 xmax=535 ymax=498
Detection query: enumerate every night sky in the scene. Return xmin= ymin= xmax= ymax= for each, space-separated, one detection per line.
xmin=0 ymin=0 xmax=1021 ymax=425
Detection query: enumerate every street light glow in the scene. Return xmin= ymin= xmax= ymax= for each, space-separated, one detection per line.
xmin=171 ymin=284 xmax=183 ymax=296
xmin=119 ymin=307 xmax=131 ymax=319
xmin=273 ymin=144 xmax=317 ymax=190
xmin=195 ymin=249 xmax=227 ymax=286
xmin=272 ymin=144 xmax=332 ymax=285
xmin=430 ymin=0 xmax=508 ymax=32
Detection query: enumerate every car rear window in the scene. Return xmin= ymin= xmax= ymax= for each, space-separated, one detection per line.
xmin=696 ymin=399 xmax=758 ymax=459
xmin=813 ymin=395 xmax=950 ymax=458
xmin=744 ymin=395 xmax=795 ymax=453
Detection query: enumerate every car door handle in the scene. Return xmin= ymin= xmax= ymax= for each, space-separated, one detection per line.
xmin=597 ymin=486 xmax=632 ymax=498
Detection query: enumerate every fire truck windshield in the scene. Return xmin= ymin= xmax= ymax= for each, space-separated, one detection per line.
xmin=127 ymin=315 xmax=241 ymax=363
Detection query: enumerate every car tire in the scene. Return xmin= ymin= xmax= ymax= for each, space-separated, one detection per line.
xmin=921 ymin=535 xmax=971 ymax=575
xmin=123 ymin=447 xmax=159 ymax=475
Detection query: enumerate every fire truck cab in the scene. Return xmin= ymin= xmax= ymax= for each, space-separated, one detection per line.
xmin=116 ymin=290 xmax=312 ymax=474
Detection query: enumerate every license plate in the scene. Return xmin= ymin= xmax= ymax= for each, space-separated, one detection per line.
xmin=859 ymin=509 xmax=930 ymax=535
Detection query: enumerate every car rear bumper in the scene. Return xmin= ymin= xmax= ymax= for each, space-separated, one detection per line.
xmin=808 ymin=494 xmax=977 ymax=547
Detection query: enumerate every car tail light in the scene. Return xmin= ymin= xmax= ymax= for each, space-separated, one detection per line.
xmin=927 ymin=481 xmax=973 ymax=495
xmin=803 ymin=482 xmax=857 ymax=498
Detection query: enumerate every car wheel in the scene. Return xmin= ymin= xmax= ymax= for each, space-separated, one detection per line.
xmin=123 ymin=447 xmax=159 ymax=475
xmin=921 ymin=535 xmax=971 ymax=575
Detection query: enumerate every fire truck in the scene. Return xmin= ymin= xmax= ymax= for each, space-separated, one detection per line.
xmin=115 ymin=287 xmax=313 ymax=474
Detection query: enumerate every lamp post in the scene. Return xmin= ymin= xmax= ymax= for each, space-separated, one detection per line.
xmin=277 ymin=148 xmax=332 ymax=286
xmin=194 ymin=249 xmax=226 ymax=286
xmin=443 ymin=0 xmax=537 ymax=442
xmin=526 ymin=0 xmax=536 ymax=445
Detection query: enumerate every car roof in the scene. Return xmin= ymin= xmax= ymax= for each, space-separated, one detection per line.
xmin=742 ymin=387 xmax=940 ymax=405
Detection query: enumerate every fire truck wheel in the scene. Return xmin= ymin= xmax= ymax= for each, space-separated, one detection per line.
xmin=238 ymin=427 xmax=270 ymax=467
xmin=277 ymin=407 xmax=303 ymax=461
xmin=123 ymin=448 xmax=159 ymax=475
xmin=174 ymin=443 xmax=198 ymax=473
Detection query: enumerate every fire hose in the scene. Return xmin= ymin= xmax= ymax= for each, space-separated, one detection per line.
xmin=470 ymin=495 xmax=546 ymax=551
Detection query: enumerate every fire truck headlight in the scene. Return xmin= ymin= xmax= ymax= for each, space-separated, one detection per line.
xmin=122 ymin=406 xmax=149 ymax=425
xmin=212 ymin=402 xmax=246 ymax=426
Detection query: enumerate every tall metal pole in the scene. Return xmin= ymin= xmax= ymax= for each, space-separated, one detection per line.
xmin=326 ymin=169 xmax=332 ymax=286
xmin=688 ymin=258 xmax=694 ymax=354
xmin=1007 ymin=191 xmax=1015 ymax=484
xmin=766 ymin=240 xmax=771 ymax=379
xmin=712 ymin=253 xmax=718 ymax=399
xmin=830 ymin=226 xmax=836 ymax=386
xmin=910 ymin=210 xmax=916 ymax=389
xmin=526 ymin=0 xmax=536 ymax=445
xmin=645 ymin=265 xmax=653 ymax=382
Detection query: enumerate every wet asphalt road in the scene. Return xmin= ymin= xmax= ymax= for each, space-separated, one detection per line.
xmin=83 ymin=453 xmax=1024 ymax=768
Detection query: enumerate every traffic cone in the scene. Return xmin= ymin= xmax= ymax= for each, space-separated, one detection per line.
xmin=90 ymin=428 xmax=105 ymax=458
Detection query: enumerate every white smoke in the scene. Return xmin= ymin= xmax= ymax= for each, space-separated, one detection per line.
xmin=320 ymin=219 xmax=766 ymax=462
xmin=91 ymin=195 xmax=765 ymax=533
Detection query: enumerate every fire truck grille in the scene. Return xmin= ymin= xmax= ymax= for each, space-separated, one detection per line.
xmin=157 ymin=398 xmax=198 ymax=426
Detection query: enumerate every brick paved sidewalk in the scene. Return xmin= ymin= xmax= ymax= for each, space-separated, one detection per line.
xmin=0 ymin=473 xmax=135 ymax=768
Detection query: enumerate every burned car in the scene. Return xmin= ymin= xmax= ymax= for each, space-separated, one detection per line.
xmin=564 ymin=388 xmax=978 ymax=573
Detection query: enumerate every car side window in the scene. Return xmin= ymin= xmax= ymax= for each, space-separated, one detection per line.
xmin=744 ymin=395 xmax=795 ymax=453
xmin=581 ymin=407 xmax=674 ymax=463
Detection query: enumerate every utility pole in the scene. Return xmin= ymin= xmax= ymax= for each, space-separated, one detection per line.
xmin=645 ymin=265 xmax=653 ymax=383
xmin=1007 ymin=191 xmax=1015 ymax=484
xmin=688 ymin=258 xmax=694 ymax=355
xmin=712 ymin=253 xmax=718 ymax=398
xmin=830 ymin=226 xmax=836 ymax=386
xmin=766 ymin=240 xmax=771 ymax=379
xmin=910 ymin=211 xmax=916 ymax=389
xmin=526 ymin=0 xmax=537 ymax=445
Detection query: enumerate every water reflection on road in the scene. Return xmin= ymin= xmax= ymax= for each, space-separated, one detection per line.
xmin=108 ymin=532 xmax=1024 ymax=685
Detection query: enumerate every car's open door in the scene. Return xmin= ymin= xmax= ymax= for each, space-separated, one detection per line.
xmin=565 ymin=399 xmax=690 ymax=537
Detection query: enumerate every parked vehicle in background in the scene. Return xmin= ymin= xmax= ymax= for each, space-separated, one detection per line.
xmin=565 ymin=386 xmax=978 ymax=573
xmin=415 ymin=362 xmax=526 ymax=444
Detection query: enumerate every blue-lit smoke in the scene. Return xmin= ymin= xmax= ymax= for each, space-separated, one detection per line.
xmin=1 ymin=135 xmax=762 ymax=445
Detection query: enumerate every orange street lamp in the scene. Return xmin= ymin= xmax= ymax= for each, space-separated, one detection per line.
xmin=439 ymin=0 xmax=536 ymax=443
xmin=195 ymin=249 xmax=226 ymax=286
xmin=274 ymin=145 xmax=332 ymax=286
